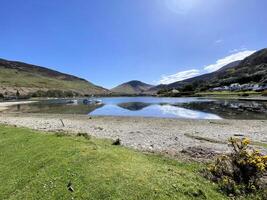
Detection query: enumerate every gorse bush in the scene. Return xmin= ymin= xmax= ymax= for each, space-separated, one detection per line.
xmin=207 ymin=137 xmax=267 ymax=197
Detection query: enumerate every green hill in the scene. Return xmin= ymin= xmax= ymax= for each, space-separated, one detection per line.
xmin=111 ymin=80 xmax=154 ymax=95
xmin=0 ymin=58 xmax=109 ymax=97
xmin=151 ymin=48 xmax=267 ymax=93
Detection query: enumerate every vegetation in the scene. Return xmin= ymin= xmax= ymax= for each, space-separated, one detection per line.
xmin=31 ymin=90 xmax=80 ymax=98
xmin=111 ymin=80 xmax=154 ymax=95
xmin=207 ymin=138 xmax=267 ymax=198
xmin=0 ymin=125 xmax=230 ymax=200
xmin=157 ymin=84 xmax=196 ymax=97
xmin=196 ymin=91 xmax=261 ymax=97
xmin=0 ymin=59 xmax=108 ymax=96
xmin=153 ymin=49 xmax=267 ymax=95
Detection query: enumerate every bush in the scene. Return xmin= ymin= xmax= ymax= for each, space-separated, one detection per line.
xmin=182 ymin=84 xmax=194 ymax=92
xmin=207 ymin=137 xmax=267 ymax=197
xmin=263 ymin=90 xmax=267 ymax=96
xmin=240 ymin=93 xmax=249 ymax=97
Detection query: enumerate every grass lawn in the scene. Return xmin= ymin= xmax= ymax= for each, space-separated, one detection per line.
xmin=197 ymin=91 xmax=262 ymax=97
xmin=0 ymin=125 xmax=229 ymax=200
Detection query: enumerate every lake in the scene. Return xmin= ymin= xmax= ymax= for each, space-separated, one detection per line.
xmin=4 ymin=97 xmax=267 ymax=120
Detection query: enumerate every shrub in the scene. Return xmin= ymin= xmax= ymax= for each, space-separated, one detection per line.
xmin=207 ymin=137 xmax=267 ymax=197
xmin=240 ymin=93 xmax=249 ymax=97
xmin=182 ymin=84 xmax=194 ymax=92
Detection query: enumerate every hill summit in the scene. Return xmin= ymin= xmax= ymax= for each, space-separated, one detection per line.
xmin=111 ymin=80 xmax=154 ymax=95
xmin=0 ymin=58 xmax=109 ymax=97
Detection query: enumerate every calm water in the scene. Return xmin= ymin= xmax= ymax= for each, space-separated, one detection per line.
xmin=5 ymin=97 xmax=267 ymax=120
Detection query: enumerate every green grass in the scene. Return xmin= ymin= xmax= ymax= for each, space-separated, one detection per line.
xmin=0 ymin=68 xmax=104 ymax=94
xmin=0 ymin=125 xmax=229 ymax=200
xmin=197 ymin=91 xmax=261 ymax=97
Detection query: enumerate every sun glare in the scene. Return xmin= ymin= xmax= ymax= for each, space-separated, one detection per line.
xmin=165 ymin=0 xmax=199 ymax=14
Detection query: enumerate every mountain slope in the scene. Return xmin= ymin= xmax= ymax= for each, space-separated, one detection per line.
xmin=111 ymin=80 xmax=154 ymax=94
xmin=151 ymin=48 xmax=267 ymax=93
xmin=0 ymin=58 xmax=109 ymax=96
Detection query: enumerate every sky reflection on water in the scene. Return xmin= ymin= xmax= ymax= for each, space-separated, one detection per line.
xmin=5 ymin=97 xmax=267 ymax=120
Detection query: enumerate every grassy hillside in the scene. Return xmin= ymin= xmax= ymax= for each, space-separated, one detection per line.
xmin=0 ymin=125 xmax=230 ymax=200
xmin=0 ymin=59 xmax=109 ymax=96
xmin=111 ymin=80 xmax=154 ymax=95
xmin=151 ymin=49 xmax=267 ymax=94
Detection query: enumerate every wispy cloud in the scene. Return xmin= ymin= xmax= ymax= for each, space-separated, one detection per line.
xmin=157 ymin=49 xmax=256 ymax=85
xmin=229 ymin=47 xmax=247 ymax=53
xmin=215 ymin=39 xmax=223 ymax=44
xmin=158 ymin=69 xmax=200 ymax=84
xmin=204 ymin=50 xmax=256 ymax=72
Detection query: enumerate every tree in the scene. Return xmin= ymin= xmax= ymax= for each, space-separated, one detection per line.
xmin=182 ymin=84 xmax=194 ymax=92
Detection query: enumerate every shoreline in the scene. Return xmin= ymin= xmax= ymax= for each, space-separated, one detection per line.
xmin=1 ymin=113 xmax=266 ymax=157
xmin=0 ymin=101 xmax=37 ymax=111
xmin=199 ymin=96 xmax=267 ymax=101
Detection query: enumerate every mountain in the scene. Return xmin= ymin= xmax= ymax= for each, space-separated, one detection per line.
xmin=111 ymin=80 xmax=154 ymax=95
xmin=151 ymin=48 xmax=267 ymax=93
xmin=0 ymin=58 xmax=109 ymax=97
xmin=216 ymin=60 xmax=241 ymax=72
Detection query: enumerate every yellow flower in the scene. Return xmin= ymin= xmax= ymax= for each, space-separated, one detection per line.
xmin=255 ymin=149 xmax=260 ymax=154
xmin=256 ymin=163 xmax=265 ymax=171
xmin=242 ymin=138 xmax=250 ymax=146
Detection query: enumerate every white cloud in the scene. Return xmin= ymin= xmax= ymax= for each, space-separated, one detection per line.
xmin=215 ymin=39 xmax=223 ymax=44
xmin=204 ymin=50 xmax=256 ymax=72
xmin=159 ymin=69 xmax=200 ymax=84
xmin=229 ymin=47 xmax=247 ymax=53
xmin=157 ymin=49 xmax=256 ymax=85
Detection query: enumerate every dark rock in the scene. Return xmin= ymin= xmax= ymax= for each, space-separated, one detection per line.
xmin=112 ymin=138 xmax=121 ymax=146
xmin=67 ymin=181 xmax=74 ymax=192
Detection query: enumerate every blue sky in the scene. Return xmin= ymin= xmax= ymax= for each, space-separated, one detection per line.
xmin=0 ymin=0 xmax=266 ymax=88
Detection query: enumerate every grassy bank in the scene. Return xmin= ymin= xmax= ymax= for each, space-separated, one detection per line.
xmin=0 ymin=125 xmax=229 ymax=200
xmin=197 ymin=91 xmax=262 ymax=97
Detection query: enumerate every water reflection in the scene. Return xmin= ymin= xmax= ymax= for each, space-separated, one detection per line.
xmin=7 ymin=100 xmax=104 ymax=115
xmin=4 ymin=97 xmax=267 ymax=120
xmin=90 ymin=104 xmax=221 ymax=119
xmin=117 ymin=102 xmax=151 ymax=111
xmin=179 ymin=100 xmax=267 ymax=120
xmin=159 ymin=105 xmax=221 ymax=119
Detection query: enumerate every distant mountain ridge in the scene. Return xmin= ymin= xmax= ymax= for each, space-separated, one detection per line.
xmin=111 ymin=80 xmax=154 ymax=95
xmin=0 ymin=58 xmax=109 ymax=96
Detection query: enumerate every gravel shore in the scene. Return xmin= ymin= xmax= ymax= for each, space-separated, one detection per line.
xmin=0 ymin=101 xmax=37 ymax=111
xmin=1 ymin=113 xmax=266 ymax=156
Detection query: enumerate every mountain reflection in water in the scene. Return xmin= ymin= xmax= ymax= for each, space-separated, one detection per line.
xmin=179 ymin=100 xmax=267 ymax=120
xmin=7 ymin=101 xmax=104 ymax=115
xmin=90 ymin=103 xmax=221 ymax=119
xmin=117 ymin=102 xmax=151 ymax=111
xmin=4 ymin=97 xmax=267 ymax=120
